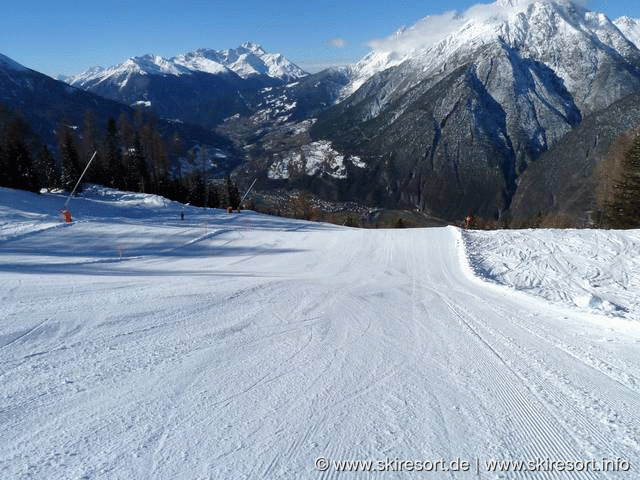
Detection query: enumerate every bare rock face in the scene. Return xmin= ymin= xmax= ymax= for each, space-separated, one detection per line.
xmin=509 ymin=91 xmax=640 ymax=225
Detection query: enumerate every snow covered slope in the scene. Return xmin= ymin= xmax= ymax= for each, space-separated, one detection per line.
xmin=463 ymin=228 xmax=640 ymax=319
xmin=1 ymin=186 xmax=640 ymax=479
xmin=615 ymin=16 xmax=640 ymax=49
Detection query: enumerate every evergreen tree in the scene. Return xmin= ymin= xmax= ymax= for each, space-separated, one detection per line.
xmin=186 ymin=171 xmax=206 ymax=206
xmin=2 ymin=117 xmax=39 ymax=192
xmin=104 ymin=117 xmax=125 ymax=188
xmin=0 ymin=136 xmax=8 ymax=188
xmin=226 ymin=174 xmax=241 ymax=209
xmin=206 ymin=181 xmax=219 ymax=208
xmin=80 ymin=109 xmax=101 ymax=183
xmin=117 ymin=113 xmax=135 ymax=149
xmin=139 ymin=120 xmax=169 ymax=194
xmin=35 ymin=146 xmax=59 ymax=191
xmin=605 ymin=133 xmax=640 ymax=228
xmin=58 ymin=126 xmax=81 ymax=192
xmin=124 ymin=134 xmax=149 ymax=192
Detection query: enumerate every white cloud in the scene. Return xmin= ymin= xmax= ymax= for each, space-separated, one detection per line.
xmin=298 ymin=59 xmax=353 ymax=73
xmin=365 ymin=0 xmax=582 ymax=57
xmin=329 ymin=38 xmax=347 ymax=48
xmin=367 ymin=11 xmax=462 ymax=56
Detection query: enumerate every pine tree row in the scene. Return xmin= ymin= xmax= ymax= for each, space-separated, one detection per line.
xmin=0 ymin=104 xmax=241 ymax=209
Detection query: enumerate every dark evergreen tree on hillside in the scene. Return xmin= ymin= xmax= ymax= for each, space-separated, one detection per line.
xmin=127 ymin=135 xmax=150 ymax=192
xmin=0 ymin=139 xmax=6 ymax=188
xmin=140 ymin=122 xmax=169 ymax=194
xmin=103 ymin=117 xmax=125 ymax=189
xmin=605 ymin=132 xmax=640 ymax=228
xmin=206 ymin=181 xmax=219 ymax=208
xmin=226 ymin=174 xmax=241 ymax=209
xmin=186 ymin=171 xmax=206 ymax=206
xmin=58 ymin=126 xmax=81 ymax=192
xmin=0 ymin=103 xmax=228 ymax=209
xmin=35 ymin=146 xmax=59 ymax=191
xmin=117 ymin=113 xmax=135 ymax=149
xmin=1 ymin=117 xmax=39 ymax=192
xmin=80 ymin=110 xmax=100 ymax=176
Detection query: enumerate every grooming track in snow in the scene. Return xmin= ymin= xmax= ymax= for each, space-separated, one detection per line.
xmin=1 ymin=187 xmax=639 ymax=479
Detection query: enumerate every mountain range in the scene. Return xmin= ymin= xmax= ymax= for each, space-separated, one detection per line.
xmin=312 ymin=0 xmax=640 ymax=219
xmin=0 ymin=52 xmax=236 ymax=174
xmin=63 ymin=43 xmax=307 ymax=130
xmin=4 ymin=0 xmax=640 ymax=224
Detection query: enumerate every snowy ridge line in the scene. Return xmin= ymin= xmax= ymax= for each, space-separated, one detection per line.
xmin=66 ymin=42 xmax=307 ymax=88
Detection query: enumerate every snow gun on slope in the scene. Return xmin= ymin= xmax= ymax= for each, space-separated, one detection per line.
xmin=240 ymin=178 xmax=257 ymax=206
xmin=61 ymin=150 xmax=97 ymax=224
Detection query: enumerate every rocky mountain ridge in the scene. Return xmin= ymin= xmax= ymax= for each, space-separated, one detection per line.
xmin=309 ymin=0 xmax=640 ymax=219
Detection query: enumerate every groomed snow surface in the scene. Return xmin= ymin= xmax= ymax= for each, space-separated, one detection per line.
xmin=1 ymin=186 xmax=640 ymax=479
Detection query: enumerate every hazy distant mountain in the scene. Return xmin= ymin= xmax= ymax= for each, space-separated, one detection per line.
xmin=64 ymin=43 xmax=308 ymax=130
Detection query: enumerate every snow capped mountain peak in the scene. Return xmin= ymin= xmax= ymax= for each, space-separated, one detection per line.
xmin=123 ymin=54 xmax=191 ymax=76
xmin=616 ymin=15 xmax=638 ymax=26
xmin=615 ymin=16 xmax=640 ymax=48
xmin=364 ymin=0 xmax=592 ymax=60
xmin=172 ymin=51 xmax=230 ymax=75
xmin=495 ymin=0 xmax=545 ymax=7
xmin=239 ymin=42 xmax=267 ymax=55
xmin=346 ymin=0 xmax=640 ymax=99
xmin=66 ymin=44 xmax=307 ymax=89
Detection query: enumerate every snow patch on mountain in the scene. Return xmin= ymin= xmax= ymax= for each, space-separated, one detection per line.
xmin=128 ymin=55 xmax=190 ymax=76
xmin=267 ymin=141 xmax=364 ymax=180
xmin=615 ymin=16 xmax=640 ymax=49
xmin=69 ymin=55 xmax=192 ymax=86
xmin=172 ymin=54 xmax=229 ymax=75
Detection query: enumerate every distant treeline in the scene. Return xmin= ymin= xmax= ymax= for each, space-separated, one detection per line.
xmin=0 ymin=104 xmax=241 ymax=209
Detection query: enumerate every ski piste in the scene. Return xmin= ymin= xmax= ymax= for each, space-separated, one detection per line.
xmin=1 ymin=185 xmax=639 ymax=479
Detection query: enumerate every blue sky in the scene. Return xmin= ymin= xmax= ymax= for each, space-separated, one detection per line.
xmin=1 ymin=0 xmax=639 ymax=77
